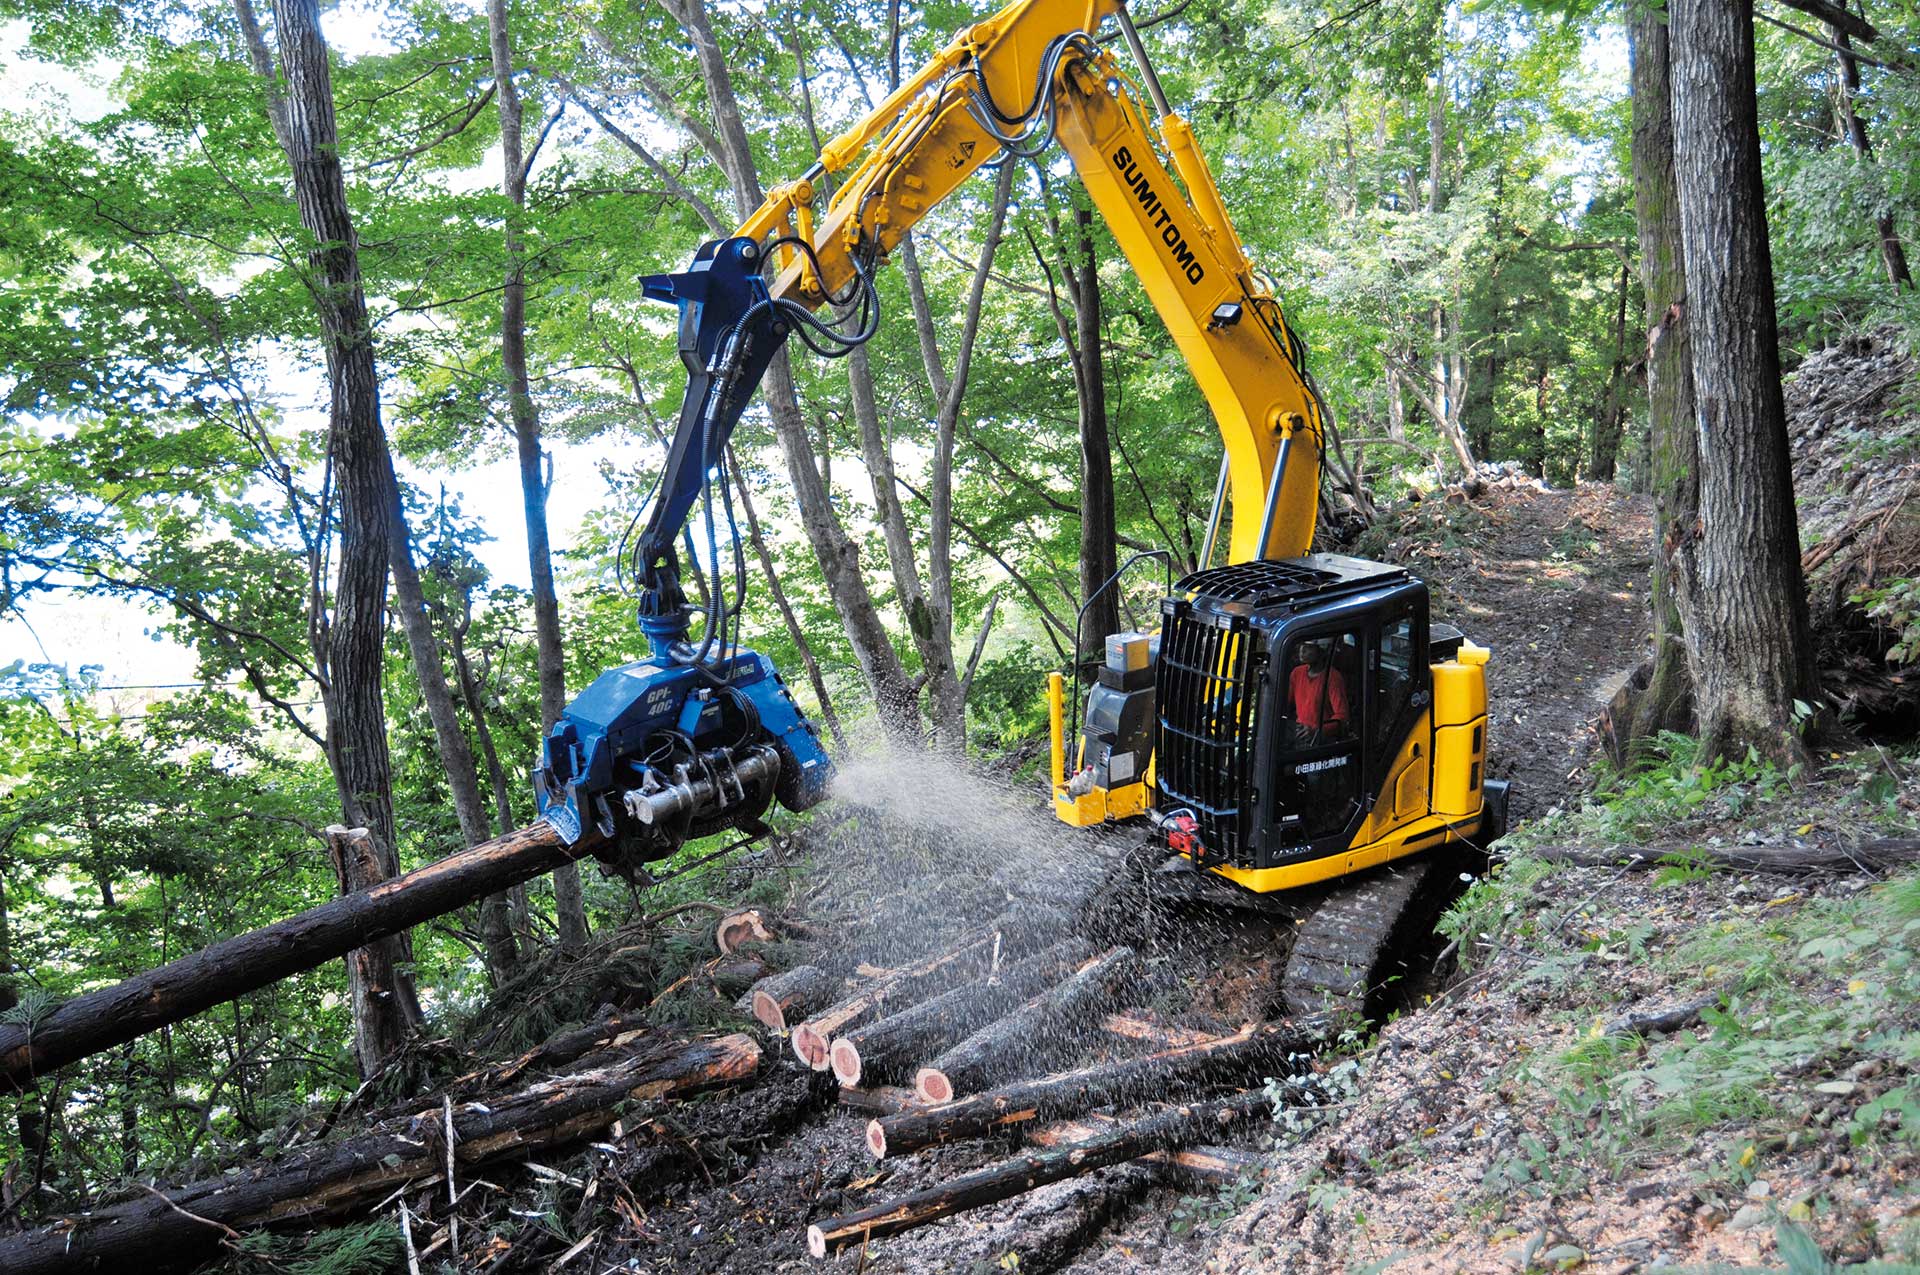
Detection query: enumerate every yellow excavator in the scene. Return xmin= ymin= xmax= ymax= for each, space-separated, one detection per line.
xmin=534 ymin=0 xmax=1508 ymax=1019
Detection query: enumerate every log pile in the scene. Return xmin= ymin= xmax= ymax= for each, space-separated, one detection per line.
xmin=914 ymin=944 xmax=1139 ymax=1102
xmin=789 ymin=900 xmax=1064 ymax=1069
xmin=829 ymin=940 xmax=1093 ymax=1088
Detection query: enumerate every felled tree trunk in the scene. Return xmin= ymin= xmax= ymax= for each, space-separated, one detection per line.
xmin=746 ymin=965 xmax=839 ymax=1033
xmin=868 ymin=1023 xmax=1300 ymax=1158
xmin=1025 ymin=1114 xmax=1263 ymax=1185
xmin=1525 ymin=838 xmax=1919 ymax=874
xmin=0 ymin=821 xmax=582 ymax=1093
xmin=811 ymin=1092 xmax=1267 ymax=1258
xmin=914 ymin=945 xmax=1138 ymax=1102
xmin=4 ymin=1032 xmax=760 ymax=1275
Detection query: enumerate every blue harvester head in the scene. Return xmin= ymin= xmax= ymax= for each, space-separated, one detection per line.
xmin=533 ymin=647 xmax=833 ymax=865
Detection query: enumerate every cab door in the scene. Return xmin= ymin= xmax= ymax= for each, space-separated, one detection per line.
xmin=1270 ymin=626 xmax=1365 ymax=850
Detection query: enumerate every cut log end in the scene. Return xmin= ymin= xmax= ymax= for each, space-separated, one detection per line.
xmin=716 ymin=909 xmax=775 ymax=956
xmin=866 ymin=1118 xmax=888 ymax=1159
xmin=914 ymin=1067 xmax=952 ymax=1105
xmin=792 ymin=1024 xmax=831 ymax=1070
xmin=829 ymin=1037 xmax=862 ymax=1088
xmin=807 ymin=1223 xmax=830 ymax=1260
xmin=752 ymin=989 xmax=787 ymax=1032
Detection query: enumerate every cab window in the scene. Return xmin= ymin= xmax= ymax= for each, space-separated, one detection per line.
xmin=1281 ymin=630 xmax=1360 ymax=747
xmin=1370 ymin=610 xmax=1419 ymax=776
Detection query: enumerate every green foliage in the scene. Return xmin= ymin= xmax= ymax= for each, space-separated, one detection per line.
xmin=1853 ymin=577 xmax=1920 ymax=667
xmin=1511 ymin=731 xmax=1787 ymax=848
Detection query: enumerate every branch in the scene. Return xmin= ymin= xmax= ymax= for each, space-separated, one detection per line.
xmin=350 ymin=86 xmax=497 ymax=173
xmin=960 ymin=588 xmax=1004 ymax=702
xmin=894 ymin=475 xmax=1073 ymax=654
xmin=556 ymin=77 xmax=727 ymax=235
xmin=1773 ymin=0 xmax=1876 ymax=43
xmin=1756 ymin=8 xmax=1911 ymax=72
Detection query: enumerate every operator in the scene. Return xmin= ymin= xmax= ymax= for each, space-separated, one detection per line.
xmin=1289 ymin=639 xmax=1349 ymax=743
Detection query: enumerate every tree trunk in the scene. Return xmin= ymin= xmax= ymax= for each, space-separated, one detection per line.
xmin=725 ymin=444 xmax=843 ymax=746
xmin=1831 ymin=13 xmax=1913 ymax=288
xmin=666 ymin=0 xmax=917 ymax=727
xmin=923 ymin=159 xmax=1018 ymax=747
xmin=260 ymin=0 xmax=423 ymax=1029
xmin=1070 ymin=205 xmax=1120 ymax=653
xmin=746 ymin=964 xmax=840 ymax=1033
xmin=1669 ymin=0 xmax=1819 ymax=766
xmin=0 ymin=822 xmax=579 ymax=1093
xmin=487 ymin=0 xmax=589 ymax=953
xmin=324 ymin=825 xmax=412 ymax=1078
xmin=1587 ymin=264 xmax=1632 ymax=482
xmin=4 ymin=1031 xmax=760 ymax=1275
xmin=1622 ymin=10 xmax=1700 ymax=751
xmin=382 ymin=470 xmax=520 ymax=981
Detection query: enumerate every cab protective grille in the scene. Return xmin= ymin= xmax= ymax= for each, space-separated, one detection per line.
xmin=1155 ymin=602 xmax=1264 ymax=866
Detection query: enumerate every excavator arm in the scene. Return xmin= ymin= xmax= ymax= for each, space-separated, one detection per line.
xmin=537 ymin=0 xmax=1327 ymax=860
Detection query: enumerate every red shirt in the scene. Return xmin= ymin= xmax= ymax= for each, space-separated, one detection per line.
xmin=1289 ymin=663 xmax=1349 ymax=731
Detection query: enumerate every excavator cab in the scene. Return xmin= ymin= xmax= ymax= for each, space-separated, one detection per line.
xmin=1054 ymin=554 xmax=1509 ymax=895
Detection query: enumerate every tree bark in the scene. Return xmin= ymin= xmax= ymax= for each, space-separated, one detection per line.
xmin=814 ymin=1093 xmax=1268 ymax=1257
xmin=867 ymin=1023 xmax=1302 ymax=1158
xmin=1620 ymin=11 xmax=1701 ymax=753
xmin=4 ymin=1031 xmax=759 ymax=1274
xmin=0 ymin=822 xmax=581 ymax=1093
xmin=915 ymin=945 xmax=1138 ymax=1103
xmin=1669 ymin=0 xmax=1820 ymax=766
xmin=257 ymin=0 xmax=423 ymax=1029
xmin=324 ymin=825 xmax=412 ymax=1079
xmin=487 ymin=0 xmax=589 ymax=954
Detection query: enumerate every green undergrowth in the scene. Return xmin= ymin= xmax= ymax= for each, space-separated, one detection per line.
xmin=1429 ymin=730 xmax=1920 ymax=1248
xmin=1506 ymin=733 xmax=1915 ymax=851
